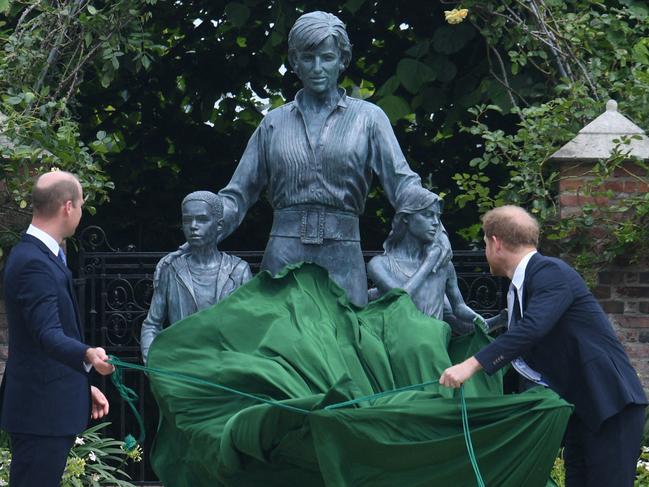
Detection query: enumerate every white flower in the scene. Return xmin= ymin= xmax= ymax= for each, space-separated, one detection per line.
xmin=74 ymin=437 xmax=85 ymax=446
xmin=92 ymin=473 xmax=100 ymax=481
xmin=0 ymin=479 xmax=7 ymax=486
xmin=88 ymin=451 xmax=97 ymax=462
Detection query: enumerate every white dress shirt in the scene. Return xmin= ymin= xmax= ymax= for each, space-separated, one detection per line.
xmin=508 ymin=250 xmax=548 ymax=386
xmin=26 ymin=224 xmax=61 ymax=256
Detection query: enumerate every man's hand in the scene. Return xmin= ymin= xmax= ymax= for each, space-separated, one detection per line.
xmin=439 ymin=357 xmax=483 ymax=388
xmin=90 ymin=386 xmax=110 ymax=420
xmin=85 ymin=347 xmax=115 ymax=376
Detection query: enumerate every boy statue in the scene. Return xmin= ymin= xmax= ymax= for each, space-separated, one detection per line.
xmin=140 ymin=191 xmax=252 ymax=362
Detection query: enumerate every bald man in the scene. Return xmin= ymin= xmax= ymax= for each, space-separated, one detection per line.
xmin=439 ymin=205 xmax=647 ymax=487
xmin=1 ymin=171 xmax=115 ymax=486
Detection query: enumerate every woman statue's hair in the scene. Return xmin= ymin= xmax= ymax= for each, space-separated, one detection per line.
xmin=383 ymin=187 xmax=444 ymax=252
xmin=288 ymin=11 xmax=352 ymax=70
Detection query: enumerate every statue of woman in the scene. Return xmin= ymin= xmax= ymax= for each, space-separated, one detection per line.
xmin=367 ymin=187 xmax=496 ymax=334
xmin=216 ymin=11 xmax=448 ymax=306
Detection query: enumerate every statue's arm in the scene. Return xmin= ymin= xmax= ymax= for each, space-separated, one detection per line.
xmin=368 ymin=244 xmax=445 ymax=297
xmin=218 ymin=124 xmax=269 ymax=241
xmin=444 ymin=264 xmax=483 ymax=334
xmin=367 ymin=256 xmax=401 ymax=294
xmin=369 ymin=106 xmax=423 ymax=208
xmin=140 ymin=260 xmax=171 ymax=363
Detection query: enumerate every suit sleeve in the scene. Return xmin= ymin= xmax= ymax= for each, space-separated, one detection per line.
xmin=18 ymin=259 xmax=89 ymax=371
xmin=475 ymin=259 xmax=574 ymax=374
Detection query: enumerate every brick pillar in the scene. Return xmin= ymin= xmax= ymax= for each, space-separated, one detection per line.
xmin=557 ymin=161 xmax=649 ymax=390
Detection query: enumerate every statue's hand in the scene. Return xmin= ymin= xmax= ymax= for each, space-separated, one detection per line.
xmin=473 ymin=315 xmax=490 ymax=333
xmin=484 ymin=309 xmax=508 ymax=332
xmin=157 ymin=243 xmax=188 ymax=267
xmin=429 ymin=233 xmax=453 ymax=274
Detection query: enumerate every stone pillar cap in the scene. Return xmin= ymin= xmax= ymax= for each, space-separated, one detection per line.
xmin=551 ymin=100 xmax=649 ymax=161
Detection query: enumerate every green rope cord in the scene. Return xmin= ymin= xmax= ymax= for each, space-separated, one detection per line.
xmin=461 ymin=385 xmax=486 ymax=487
xmin=110 ymin=365 xmax=146 ymax=451
xmin=323 ymin=378 xmax=440 ymax=410
xmin=107 ymin=356 xmax=487 ymax=486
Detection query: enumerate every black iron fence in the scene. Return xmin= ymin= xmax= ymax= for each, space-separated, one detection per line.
xmin=73 ymin=225 xmax=507 ymax=484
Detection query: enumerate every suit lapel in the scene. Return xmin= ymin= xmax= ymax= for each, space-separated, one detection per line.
xmin=521 ymin=252 xmax=542 ymax=311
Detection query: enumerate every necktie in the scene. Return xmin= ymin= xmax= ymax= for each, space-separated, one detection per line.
xmin=511 ymin=288 xmax=522 ymax=324
xmin=58 ymin=248 xmax=67 ymax=266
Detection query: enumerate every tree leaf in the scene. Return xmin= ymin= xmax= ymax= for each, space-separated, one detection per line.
xmin=225 ymin=2 xmax=250 ymax=28
xmin=405 ymin=40 xmax=430 ymax=59
xmin=0 ymin=0 xmax=9 ymax=14
xmin=396 ymin=58 xmax=437 ymax=94
xmin=377 ymin=95 xmax=411 ymax=124
xmin=433 ymin=23 xmax=476 ymax=54
xmin=375 ymin=76 xmax=400 ymax=97
xmin=343 ymin=0 xmax=366 ymax=14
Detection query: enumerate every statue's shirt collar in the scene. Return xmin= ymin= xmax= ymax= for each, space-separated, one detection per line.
xmin=291 ymin=88 xmax=348 ymax=114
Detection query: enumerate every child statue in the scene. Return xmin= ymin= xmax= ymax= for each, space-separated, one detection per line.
xmin=367 ymin=187 xmax=502 ymax=334
xmin=140 ymin=191 xmax=252 ymax=362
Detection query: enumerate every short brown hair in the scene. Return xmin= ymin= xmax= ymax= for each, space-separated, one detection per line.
xmin=482 ymin=205 xmax=539 ymax=249
xmin=32 ymin=172 xmax=81 ymax=218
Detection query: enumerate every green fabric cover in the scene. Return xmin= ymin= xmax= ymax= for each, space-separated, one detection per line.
xmin=148 ymin=263 xmax=572 ymax=487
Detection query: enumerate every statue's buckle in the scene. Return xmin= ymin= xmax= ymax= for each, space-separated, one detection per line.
xmin=300 ymin=207 xmax=325 ymax=245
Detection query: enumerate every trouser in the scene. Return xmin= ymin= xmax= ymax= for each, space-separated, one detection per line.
xmin=564 ymin=403 xmax=646 ymax=487
xmin=265 ymin=206 xmax=366 ymax=306
xmin=262 ymin=236 xmax=367 ymax=306
xmin=9 ymin=432 xmax=75 ymax=487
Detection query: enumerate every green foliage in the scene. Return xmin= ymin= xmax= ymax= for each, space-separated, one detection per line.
xmin=0 ymin=423 xmax=141 ymax=486
xmin=0 ymin=0 xmax=159 ymax=254
xmin=449 ymin=0 xmax=649 ymax=275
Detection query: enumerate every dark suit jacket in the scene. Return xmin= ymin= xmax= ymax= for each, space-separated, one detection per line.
xmin=475 ymin=252 xmax=647 ymax=431
xmin=1 ymin=233 xmax=91 ymax=436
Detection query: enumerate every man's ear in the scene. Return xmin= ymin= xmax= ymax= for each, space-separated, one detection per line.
xmin=63 ymin=200 xmax=73 ymax=215
xmin=491 ymin=235 xmax=503 ymax=252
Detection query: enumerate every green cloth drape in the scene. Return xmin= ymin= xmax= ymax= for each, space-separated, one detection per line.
xmin=148 ymin=263 xmax=572 ymax=487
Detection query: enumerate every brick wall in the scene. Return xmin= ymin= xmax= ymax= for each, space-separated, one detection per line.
xmin=558 ymin=160 xmax=649 ymax=390
xmin=596 ymin=268 xmax=649 ymax=387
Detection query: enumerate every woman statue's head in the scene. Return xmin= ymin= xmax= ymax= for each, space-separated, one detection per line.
xmin=288 ymin=11 xmax=352 ymax=81
xmin=383 ymin=187 xmax=444 ymax=252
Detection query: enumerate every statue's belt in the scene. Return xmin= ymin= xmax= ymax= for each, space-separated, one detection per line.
xmin=270 ymin=206 xmax=360 ymax=244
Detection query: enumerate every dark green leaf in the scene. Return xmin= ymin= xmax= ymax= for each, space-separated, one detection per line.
xmin=405 ymin=40 xmax=430 ymax=59
xmin=432 ymin=23 xmax=476 ymax=54
xmin=377 ymin=95 xmax=411 ymax=124
xmin=343 ymin=0 xmax=366 ymax=14
xmin=396 ymin=58 xmax=437 ymax=94
xmin=375 ymin=76 xmax=400 ymax=97
xmin=225 ymin=2 xmax=250 ymax=28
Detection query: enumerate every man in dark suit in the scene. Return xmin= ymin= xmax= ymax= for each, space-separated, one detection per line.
xmin=440 ymin=205 xmax=647 ymax=487
xmin=2 ymin=170 xmax=115 ymax=486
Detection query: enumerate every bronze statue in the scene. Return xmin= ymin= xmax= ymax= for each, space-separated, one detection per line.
xmin=216 ymin=11 xmax=449 ymax=306
xmin=140 ymin=191 xmax=252 ymax=362
xmin=367 ymin=187 xmax=501 ymax=334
